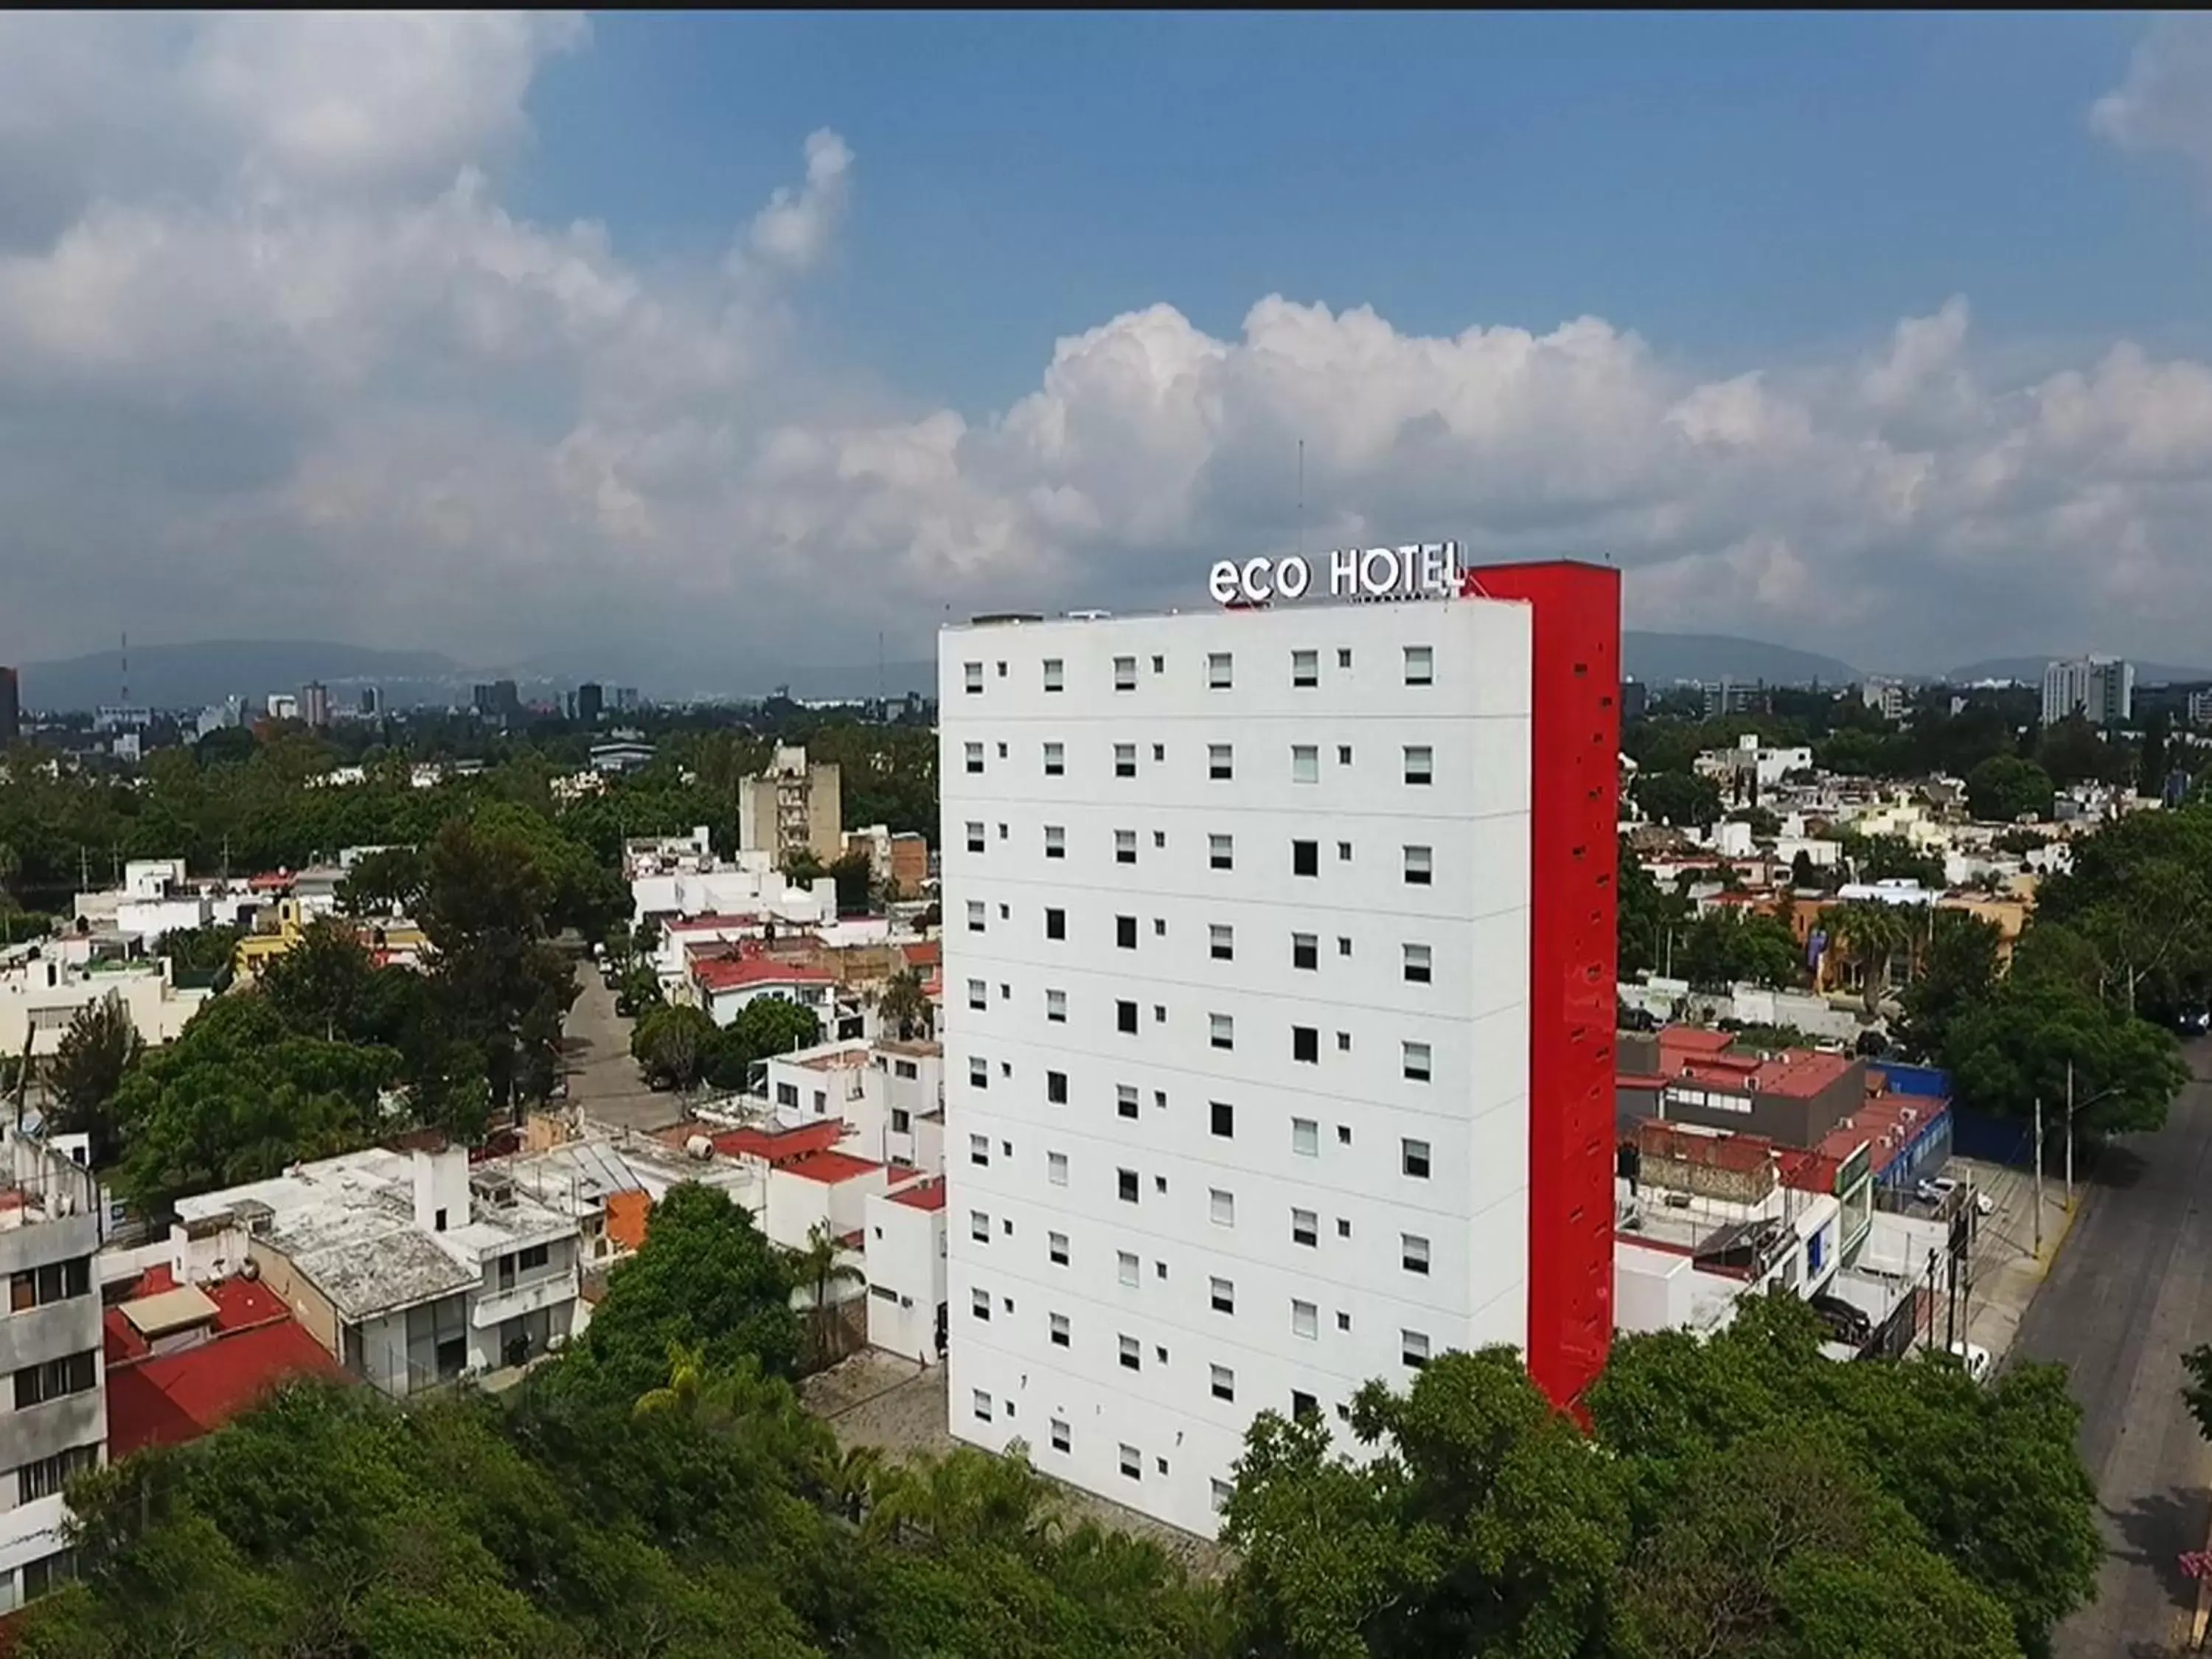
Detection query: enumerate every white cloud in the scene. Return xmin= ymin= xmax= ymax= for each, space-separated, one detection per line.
xmin=2093 ymin=14 xmax=2212 ymax=177
xmin=4 ymin=13 xmax=2212 ymax=687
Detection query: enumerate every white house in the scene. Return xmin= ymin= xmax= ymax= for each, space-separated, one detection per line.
xmin=862 ymin=1177 xmax=947 ymax=1364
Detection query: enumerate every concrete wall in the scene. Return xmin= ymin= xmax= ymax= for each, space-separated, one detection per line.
xmin=863 ymin=1192 xmax=945 ymax=1364
xmin=250 ymin=1239 xmax=343 ymax=1358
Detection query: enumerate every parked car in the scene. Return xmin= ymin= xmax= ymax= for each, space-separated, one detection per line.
xmin=1946 ymin=1340 xmax=1992 ymax=1383
xmin=1916 ymin=1175 xmax=1994 ymax=1216
xmin=2171 ymin=1006 xmax=2211 ymax=1037
xmin=1809 ymin=1293 xmax=1872 ymax=1346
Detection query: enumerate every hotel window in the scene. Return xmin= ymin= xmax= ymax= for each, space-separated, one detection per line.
xmin=1045 ymin=907 xmax=1065 ymax=940
xmin=973 ymin=1388 xmax=992 ymax=1421
xmin=1404 ymin=844 xmax=1433 ymax=886
xmin=965 ymin=820 xmax=984 ymax=853
xmin=1115 ymin=742 xmax=1137 ymax=778
xmin=1049 ymin=1231 xmax=1069 ymax=1266
xmin=1338 ymin=647 xmax=1352 ymax=668
xmin=1152 ymin=742 xmax=1165 ymax=761
xmin=1404 ymin=646 xmax=1434 ymax=686
xmin=1292 ymin=1026 xmax=1318 ymax=1064
xmin=1210 ymin=1012 xmax=1234 ymax=1051
xmin=1292 ymin=1208 xmax=1318 ymax=1248
xmin=970 ymin=1210 xmax=990 ymax=1242
xmin=1117 ymin=1083 xmax=1139 ymax=1119
xmin=1402 ymin=1138 xmax=1432 ymax=1179
xmin=971 ymin=1288 xmax=991 ymax=1321
xmin=969 ymin=1134 xmax=990 ymax=1167
xmin=1115 ymin=828 xmax=1136 ymax=864
xmin=964 ymin=741 xmax=984 ymax=774
xmin=1046 ymin=988 xmax=1067 ymax=1023
xmin=1292 ymin=1118 xmax=1318 ymax=1158
xmin=1403 ymin=1041 xmax=1433 ymax=1082
xmin=1120 ymin=1444 xmax=1141 ymax=1481
xmin=1293 ymin=1391 xmax=1319 ymax=1419
xmin=964 ymin=661 xmax=983 ymax=693
xmin=1210 ymin=1100 xmax=1234 ymax=1138
xmin=1047 ymin=1069 xmax=1068 ymax=1105
xmin=1119 ymin=1335 xmax=1141 ymax=1371
xmin=1404 ymin=943 xmax=1432 ymax=984
xmin=1209 ymin=834 xmax=1234 ymax=871
xmin=1292 ymin=1300 xmax=1318 ymax=1340
xmin=1208 ymin=743 xmax=1234 ymax=780
xmin=1118 ymin=1251 xmax=1140 ymax=1287
xmin=1292 ymin=838 xmax=1318 ymax=877
xmin=967 ymin=978 xmax=986 ymax=1010
xmin=1043 ymin=657 xmax=1064 ymax=692
xmin=1402 ymin=1329 xmax=1432 ymax=1369
xmin=1403 ymin=745 xmax=1433 ymax=786
xmin=968 ymin=1056 xmax=988 ymax=1090
xmin=1114 ymin=655 xmax=1137 ymax=690
xmin=1403 ymin=1234 xmax=1431 ymax=1275
xmin=1209 ymin=1188 xmax=1236 ymax=1227
xmin=1117 ymin=1000 xmax=1138 ymax=1034
xmin=1207 ymin=651 xmax=1233 ymax=689
xmin=1044 ymin=824 xmax=1065 ymax=859
xmin=1210 ymin=1276 xmax=1235 ymax=1314
xmin=1152 ymin=653 xmax=1165 ymax=673
xmin=1292 ymin=933 xmax=1317 ymax=970
xmin=1049 ymin=1312 xmax=1071 ymax=1347
xmin=1051 ymin=1418 xmax=1071 ymax=1453
xmin=1044 ymin=741 xmax=1065 ymax=776
xmin=1211 ymin=1364 xmax=1237 ymax=1402
xmin=1338 ymin=744 xmax=1353 ymax=765
xmin=1210 ymin=923 xmax=1234 ymax=961
xmin=1292 ymin=745 xmax=1318 ymax=785
xmin=1292 ymin=648 xmax=1318 ymax=687
xmin=1116 ymin=914 xmax=1137 ymax=948
xmin=1118 ymin=1168 xmax=1139 ymax=1203
xmin=1211 ymin=1478 xmax=1233 ymax=1513
xmin=1048 ymin=1151 xmax=1068 ymax=1186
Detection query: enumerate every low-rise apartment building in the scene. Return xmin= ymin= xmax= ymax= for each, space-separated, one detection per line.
xmin=0 ymin=955 xmax=210 ymax=1060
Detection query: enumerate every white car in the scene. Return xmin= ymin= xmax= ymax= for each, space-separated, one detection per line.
xmin=1947 ymin=1340 xmax=1992 ymax=1382
xmin=1916 ymin=1175 xmax=1996 ymax=1216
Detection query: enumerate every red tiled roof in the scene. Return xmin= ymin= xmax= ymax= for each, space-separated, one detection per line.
xmin=709 ymin=1119 xmax=846 ymax=1165
xmin=692 ymin=955 xmax=835 ymax=992
xmin=901 ymin=940 xmax=942 ymax=970
xmin=105 ymin=1321 xmax=343 ymax=1458
xmin=776 ymin=1150 xmax=883 ymax=1186
xmin=104 ymin=1270 xmax=298 ymax=1365
xmin=889 ymin=1177 xmax=947 ymax=1212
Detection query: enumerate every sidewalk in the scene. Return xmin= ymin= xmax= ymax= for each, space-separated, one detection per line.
xmin=1953 ymin=1154 xmax=2087 ymax=1366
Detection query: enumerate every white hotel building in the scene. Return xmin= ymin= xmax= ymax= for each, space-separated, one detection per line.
xmin=939 ymin=555 xmax=1621 ymax=1536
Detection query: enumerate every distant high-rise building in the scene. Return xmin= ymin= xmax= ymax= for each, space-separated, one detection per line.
xmin=300 ymin=681 xmax=330 ymax=730
xmin=1859 ymin=678 xmax=1906 ymax=722
xmin=576 ymin=681 xmax=604 ymax=726
xmin=358 ymin=687 xmax=379 ymax=717
xmin=2042 ymin=656 xmax=2133 ymax=728
xmin=471 ymin=683 xmax=496 ymax=716
xmin=0 ymin=665 xmax=18 ymax=745
xmin=1701 ymin=679 xmax=1765 ymax=718
xmin=611 ymin=686 xmax=641 ymax=714
xmin=737 ymin=745 xmax=844 ymax=866
xmin=1619 ymin=676 xmax=1648 ymax=723
xmin=470 ymin=681 xmax=521 ymax=721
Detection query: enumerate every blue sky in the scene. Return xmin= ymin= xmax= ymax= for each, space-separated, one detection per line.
xmin=5 ymin=11 xmax=2212 ymax=685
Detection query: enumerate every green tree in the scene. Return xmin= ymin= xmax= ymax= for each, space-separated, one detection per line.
xmin=827 ymin=849 xmax=874 ymax=916
xmin=1965 ymin=755 xmax=2054 ymax=824
xmin=1631 ymin=771 xmax=1722 ymax=829
xmin=1843 ymin=832 xmax=1945 ymax=888
xmin=1943 ymin=962 xmax=2185 ymax=1135
xmin=1895 ymin=911 xmax=2003 ymax=1062
xmin=333 ymin=844 xmax=426 ymax=917
xmin=47 ymin=993 xmax=144 ymax=1166
xmin=877 ymin=967 xmax=932 ymax=1040
xmin=156 ymin=923 xmax=242 ymax=990
xmin=1677 ymin=910 xmax=1800 ymax=990
xmin=724 ymin=995 xmax=823 ymax=1064
xmin=256 ymin=917 xmax=375 ymax=1041
xmin=782 ymin=1220 xmax=866 ymax=1371
xmin=631 ymin=1003 xmax=718 ymax=1092
xmin=1616 ymin=839 xmax=1688 ymax=978
xmin=1823 ymin=900 xmax=1918 ymax=1017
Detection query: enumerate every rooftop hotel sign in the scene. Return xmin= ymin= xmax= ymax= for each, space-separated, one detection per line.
xmin=1207 ymin=542 xmax=1464 ymax=606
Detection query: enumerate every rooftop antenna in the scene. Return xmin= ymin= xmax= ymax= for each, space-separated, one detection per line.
xmin=1296 ymin=438 xmax=1304 ymax=560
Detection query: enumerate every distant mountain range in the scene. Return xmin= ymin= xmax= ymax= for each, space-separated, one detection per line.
xmin=18 ymin=640 xmax=464 ymax=713
xmin=1620 ymin=632 xmax=1860 ymax=688
xmin=1944 ymin=656 xmax=2212 ymax=687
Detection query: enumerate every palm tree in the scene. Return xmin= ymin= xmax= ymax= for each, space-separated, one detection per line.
xmin=1826 ymin=900 xmax=1911 ymax=1018
xmin=877 ymin=967 xmax=931 ymax=1041
xmin=784 ymin=1220 xmax=867 ymax=1369
xmin=633 ymin=1340 xmax=707 ymax=1419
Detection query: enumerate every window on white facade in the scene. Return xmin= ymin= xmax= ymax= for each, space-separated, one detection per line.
xmin=1292 ymin=1300 xmax=1318 ymax=1340
xmin=973 ymin=1388 xmax=992 ymax=1420
xmin=1292 ymin=648 xmax=1318 ymax=687
xmin=1292 ymin=838 xmax=1318 ymax=877
xmin=1046 ymin=988 xmax=1067 ymax=1023
xmin=964 ymin=741 xmax=984 ymax=774
xmin=1044 ymin=824 xmax=1065 ymax=858
xmin=1404 ymin=943 xmax=1432 ymax=983
xmin=1120 ymin=1444 xmax=1141 ymax=1480
xmin=1209 ymin=833 xmax=1234 ymax=870
xmin=1119 ymin=1334 xmax=1141 ymax=1371
xmin=1045 ymin=907 xmax=1065 ymax=940
xmin=1049 ymin=1231 xmax=1069 ymax=1266
xmin=1116 ymin=1000 xmax=1138 ymax=1034
xmin=1403 ymin=1041 xmax=1433 ymax=1082
xmin=1047 ymin=1069 xmax=1068 ymax=1105
xmin=1210 ymin=1012 xmax=1234 ymax=1050
xmin=1211 ymin=1363 xmax=1236 ymax=1401
xmin=1043 ymin=658 xmax=1064 ymax=692
xmin=1207 ymin=651 xmax=1233 ymax=689
xmin=1113 ymin=655 xmax=1137 ymax=690
xmin=1404 ymin=745 xmax=1433 ymax=785
xmin=1404 ymin=844 xmax=1433 ymax=886
xmin=964 ymin=661 xmax=984 ymax=693
xmin=971 ymin=1287 xmax=990 ymax=1321
xmin=1051 ymin=1417 xmax=1071 ymax=1452
xmin=1117 ymin=1084 xmax=1139 ymax=1119
xmin=1404 ymin=646 xmax=1433 ymax=685
xmin=1404 ymin=1234 xmax=1432 ymax=1275
xmin=1211 ymin=1478 xmax=1234 ymax=1512
xmin=1115 ymin=742 xmax=1137 ymax=777
xmin=1210 ymin=923 xmax=1234 ymax=961
xmin=967 ymin=978 xmax=987 ymax=1011
xmin=1118 ymin=1168 xmax=1138 ymax=1203
xmin=1048 ymin=1151 xmax=1068 ymax=1186
xmin=965 ymin=820 xmax=984 ymax=852
xmin=1293 ymin=1026 xmax=1318 ymax=1063
xmin=1044 ymin=741 xmax=1065 ymax=776
xmin=970 ymin=1210 xmax=990 ymax=1242
xmin=967 ymin=900 xmax=985 ymax=933
xmin=1115 ymin=828 xmax=1136 ymax=864
xmin=1338 ymin=744 xmax=1353 ymax=765
xmin=1402 ymin=1138 xmax=1432 ymax=1179
xmin=969 ymin=1056 xmax=988 ymax=1089
xmin=1292 ymin=1118 xmax=1319 ymax=1157
xmin=1291 ymin=745 xmax=1319 ymax=784
xmin=1402 ymin=1329 xmax=1431 ymax=1368
xmin=1210 ymin=1100 xmax=1234 ymax=1138
xmin=1209 ymin=1188 xmax=1235 ymax=1227
xmin=1118 ymin=1251 xmax=1140 ymax=1287
xmin=1049 ymin=1312 xmax=1070 ymax=1346
xmin=969 ymin=1134 xmax=989 ymax=1167
xmin=1293 ymin=933 xmax=1317 ymax=970
xmin=1292 ymin=1208 xmax=1318 ymax=1248
xmin=1208 ymin=742 xmax=1234 ymax=780
xmin=1210 ymin=1276 xmax=1235 ymax=1313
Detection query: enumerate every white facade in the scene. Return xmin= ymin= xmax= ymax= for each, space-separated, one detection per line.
xmin=939 ymin=599 xmax=1535 ymax=1537
xmin=762 ymin=1038 xmax=945 ymax=1172
xmin=0 ymin=959 xmax=210 ymax=1060
xmin=863 ymin=1181 xmax=947 ymax=1363
xmin=2042 ymin=655 xmax=2133 ymax=728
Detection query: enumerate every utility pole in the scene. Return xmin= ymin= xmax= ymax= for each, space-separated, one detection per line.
xmin=2032 ymin=1096 xmax=2045 ymax=1258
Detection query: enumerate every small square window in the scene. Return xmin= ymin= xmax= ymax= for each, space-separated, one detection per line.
xmin=1049 ymin=1231 xmax=1069 ymax=1266
xmin=1112 ymin=914 xmax=1136 ymax=951
xmin=1403 ymin=1040 xmax=1433 ymax=1082
xmin=1292 ymin=745 xmax=1319 ymax=785
xmin=964 ymin=742 xmax=984 ymax=774
xmin=1044 ymin=741 xmax=1065 ymax=776
xmin=1292 ymin=1390 xmax=1319 ymax=1420
xmin=964 ymin=661 xmax=984 ymax=694
xmin=1051 ymin=1312 xmax=1070 ymax=1346
xmin=1404 ymin=645 xmax=1433 ymax=685
xmin=1403 ymin=1234 xmax=1431 ymax=1275
xmin=971 ymin=1287 xmax=991 ymax=1321
xmin=1338 ymin=1124 xmax=1353 ymax=1146
xmin=997 ymin=661 xmax=1007 ymax=678
xmin=1152 ymin=742 xmax=1165 ymax=762
xmin=1292 ymin=1300 xmax=1318 ymax=1340
xmin=1209 ymin=834 xmax=1234 ymax=871
xmin=1338 ymin=936 xmax=1352 ymax=957
xmin=1209 ymin=1188 xmax=1235 ymax=1227
xmin=1117 ymin=1084 xmax=1139 ymax=1120
xmin=996 ymin=740 xmax=1008 ymax=757
xmin=1402 ymin=1329 xmax=1432 ymax=1369
xmin=1044 ymin=824 xmax=1065 ymax=858
xmin=1118 ymin=1251 xmax=1139 ymax=1287
xmin=1337 ymin=1217 xmax=1352 ymax=1239
xmin=1292 ymin=1208 xmax=1318 ymax=1248
xmin=1292 ymin=839 xmax=1318 ymax=877
xmin=1120 ymin=1444 xmax=1141 ymax=1480
xmin=1292 ymin=933 xmax=1317 ymax=971
xmin=965 ymin=819 xmax=984 ymax=853
xmin=1338 ymin=744 xmax=1353 ymax=766
xmin=1043 ymin=658 xmax=1064 ymax=692
xmin=1152 ymin=654 xmax=1165 ymax=673
xmin=967 ymin=978 xmax=987 ymax=1011
xmin=1208 ymin=743 xmax=1234 ymax=781
xmin=1207 ymin=651 xmax=1233 ymax=689
xmin=1291 ymin=648 xmax=1318 ymax=687
xmin=1404 ymin=844 xmax=1433 ymax=886
xmin=1115 ymin=742 xmax=1137 ymax=778
xmin=1338 ymin=840 xmax=1352 ymax=862
xmin=1051 ymin=1417 xmax=1071 ymax=1453
xmin=1113 ymin=655 xmax=1137 ymax=690
xmin=1152 ymin=829 xmax=1166 ymax=849
xmin=1210 ymin=1276 xmax=1235 ymax=1313
xmin=1210 ymin=924 xmax=1234 ymax=961
xmin=1210 ymin=1012 xmax=1234 ymax=1051
xmin=1292 ymin=1026 xmax=1318 ymax=1064
xmin=1048 ymin=1152 xmax=1068 ymax=1186
xmin=1116 ymin=1000 xmax=1138 ymax=1034
xmin=1047 ymin=1069 xmax=1068 ymax=1105
xmin=1153 ymin=1088 xmax=1168 ymax=1110
xmin=1119 ymin=1334 xmax=1141 ymax=1371
xmin=1403 ymin=745 xmax=1433 ymax=786
xmin=1210 ymin=1100 xmax=1234 ymax=1138
xmin=1337 ymin=1310 xmax=1352 ymax=1332
xmin=1153 ymin=916 xmax=1166 ymax=936
xmin=1338 ymin=647 xmax=1352 ymax=668
xmin=1115 ymin=829 xmax=1136 ymax=864
xmin=1045 ymin=907 xmax=1066 ymax=941
xmin=1292 ymin=1118 xmax=1318 ymax=1157
xmin=1118 ymin=1169 xmax=1139 ymax=1203
xmin=1402 ymin=1138 xmax=1432 ymax=1179
xmin=1211 ymin=1363 xmax=1237 ymax=1402
xmin=1404 ymin=943 xmax=1432 ymax=984
xmin=1155 ymin=1260 xmax=1168 ymax=1279
xmin=1046 ymin=988 xmax=1068 ymax=1023
xmin=973 ymin=1388 xmax=992 ymax=1420
xmin=1152 ymin=1003 xmax=1166 ymax=1024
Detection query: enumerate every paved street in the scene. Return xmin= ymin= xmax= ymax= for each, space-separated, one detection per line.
xmin=2014 ymin=1037 xmax=2212 ymax=1659
xmin=560 ymin=957 xmax=688 ymax=1136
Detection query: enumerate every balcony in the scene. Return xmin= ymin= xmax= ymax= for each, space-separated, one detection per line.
xmin=470 ymin=1270 xmax=575 ymax=1330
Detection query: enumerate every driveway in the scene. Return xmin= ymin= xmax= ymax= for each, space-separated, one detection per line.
xmin=561 ymin=958 xmax=688 ymax=1136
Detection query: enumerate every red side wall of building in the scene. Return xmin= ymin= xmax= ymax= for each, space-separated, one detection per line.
xmin=1467 ymin=560 xmax=1620 ymax=1409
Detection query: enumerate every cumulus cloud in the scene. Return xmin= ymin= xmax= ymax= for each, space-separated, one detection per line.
xmin=2093 ymin=13 xmax=2212 ymax=177
xmin=4 ymin=12 xmax=2212 ymax=689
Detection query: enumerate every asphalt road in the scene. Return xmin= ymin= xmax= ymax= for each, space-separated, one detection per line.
xmin=560 ymin=957 xmax=688 ymax=1136
xmin=2014 ymin=1036 xmax=2212 ymax=1659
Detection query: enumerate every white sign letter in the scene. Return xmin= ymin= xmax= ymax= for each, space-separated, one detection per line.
xmin=1239 ymin=557 xmax=1273 ymax=602
xmin=1208 ymin=561 xmax=1239 ymax=605
xmin=1330 ymin=547 xmax=1357 ymax=596
xmin=1275 ymin=554 xmax=1310 ymax=599
xmin=1360 ymin=546 xmax=1399 ymax=597
xmin=1419 ymin=543 xmax=1446 ymax=593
